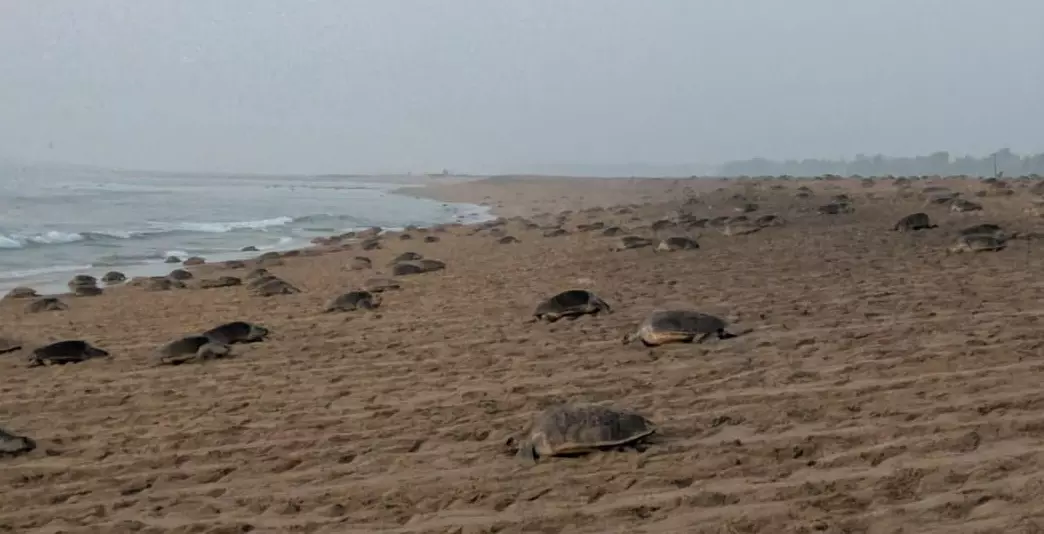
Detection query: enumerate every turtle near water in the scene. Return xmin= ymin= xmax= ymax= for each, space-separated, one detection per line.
xmin=508 ymin=403 xmax=657 ymax=464
xmin=202 ymin=321 xmax=269 ymax=344
xmin=29 ymin=340 xmax=110 ymax=367
xmin=623 ymin=310 xmax=740 ymax=347
xmin=533 ymin=289 xmax=612 ymax=322
xmin=325 ymin=290 xmax=380 ymax=312
xmin=656 ymin=237 xmax=699 ymax=252
xmin=26 ymin=297 xmax=68 ymax=313
xmin=152 ymin=335 xmax=232 ymax=365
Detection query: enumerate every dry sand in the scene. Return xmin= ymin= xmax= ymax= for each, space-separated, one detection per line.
xmin=4 ymin=175 xmax=1044 ymax=533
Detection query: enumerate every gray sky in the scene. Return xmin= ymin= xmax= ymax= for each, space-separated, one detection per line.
xmin=2 ymin=0 xmax=1042 ymax=174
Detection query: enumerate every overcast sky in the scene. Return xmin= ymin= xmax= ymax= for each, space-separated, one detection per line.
xmin=1 ymin=0 xmax=1042 ymax=174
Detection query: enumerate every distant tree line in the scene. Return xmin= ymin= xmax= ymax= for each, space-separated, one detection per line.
xmin=718 ymin=149 xmax=1044 ymax=178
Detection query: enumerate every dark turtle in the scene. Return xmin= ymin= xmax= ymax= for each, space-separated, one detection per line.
xmin=424 ymin=235 xmax=440 ymax=243
xmin=26 ymin=297 xmax=68 ymax=313
xmin=533 ymin=290 xmax=612 ymax=322
xmin=623 ymin=310 xmax=739 ymax=347
xmin=893 ymin=212 xmax=936 ymax=232
xmin=543 ymin=228 xmax=569 ymax=238
xmin=325 ymin=290 xmax=380 ymax=312
xmin=498 ymin=236 xmax=520 ymax=244
xmin=144 ymin=277 xmax=186 ymax=291
xmin=168 ymin=269 xmax=194 ymax=281
xmin=655 ymin=237 xmax=699 ymax=252
xmin=360 ymin=238 xmax=382 ymax=251
xmin=754 ymin=214 xmax=784 ymax=227
xmin=223 ymin=260 xmax=248 ymax=269
xmin=183 ymin=256 xmax=206 ymax=266
xmin=101 ymin=271 xmax=127 ymax=284
xmin=392 ymin=259 xmax=446 ymax=276
xmin=202 ymin=321 xmax=269 ymax=344
xmin=817 ymin=203 xmax=852 ymax=215
xmin=240 ymin=246 xmax=259 ymax=252
xmin=959 ymin=223 xmax=1004 ymax=238
xmin=29 ymin=340 xmax=110 ymax=367
xmin=67 ymin=275 xmax=97 ymax=290
xmin=508 ymin=403 xmax=657 ymax=464
xmin=0 ymin=427 xmax=36 ymax=458
xmin=152 ymin=335 xmax=232 ymax=365
xmin=164 ymin=256 xmax=182 ymax=263
xmin=601 ymin=226 xmax=625 ymax=237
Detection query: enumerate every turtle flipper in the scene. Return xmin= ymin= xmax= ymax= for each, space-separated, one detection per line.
xmin=515 ymin=441 xmax=538 ymax=465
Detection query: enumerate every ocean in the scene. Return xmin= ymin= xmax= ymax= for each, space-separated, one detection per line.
xmin=0 ymin=164 xmax=491 ymax=295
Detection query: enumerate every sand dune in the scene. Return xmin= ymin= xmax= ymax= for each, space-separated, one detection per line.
xmin=4 ymin=175 xmax=1044 ymax=533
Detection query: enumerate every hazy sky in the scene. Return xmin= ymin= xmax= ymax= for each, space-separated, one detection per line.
xmin=2 ymin=0 xmax=1042 ymax=174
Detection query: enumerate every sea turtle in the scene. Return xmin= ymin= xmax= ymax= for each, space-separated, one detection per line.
xmin=0 ymin=336 xmax=22 ymax=355
xmin=0 ymin=427 xmax=36 ymax=458
xmin=71 ymin=285 xmax=103 ymax=297
xmin=197 ymin=276 xmax=242 ymax=289
xmin=348 ymin=257 xmax=372 ymax=270
xmin=164 ymin=256 xmax=182 ymax=264
xmin=250 ymin=277 xmax=301 ymax=296
xmin=390 ymin=252 xmax=424 ymax=265
xmin=3 ymin=286 xmax=38 ymax=300
xmin=144 ymin=277 xmax=186 ymax=291
xmin=392 ymin=259 xmax=446 ymax=276
xmin=543 ymin=228 xmax=569 ymax=238
xmin=223 ymin=260 xmax=247 ymax=269
xmin=948 ymin=234 xmax=1006 ymax=253
xmin=950 ymin=199 xmax=983 ymax=213
xmin=893 ymin=212 xmax=936 ymax=232
xmin=533 ymin=290 xmax=612 ymax=323
xmin=610 ymin=236 xmax=653 ymax=251
xmin=360 ymin=238 xmax=382 ymax=251
xmin=168 ymin=269 xmax=194 ymax=281
xmin=754 ymin=214 xmax=784 ymax=227
xmin=183 ymin=256 xmax=206 ymax=266
xmin=152 ymin=335 xmax=232 ymax=365
xmin=601 ymin=226 xmax=625 ymax=237
xmin=423 ymin=235 xmax=440 ymax=243
xmin=959 ymin=223 xmax=1004 ymax=238
xmin=245 ymin=267 xmax=271 ymax=280
xmin=508 ymin=403 xmax=657 ymax=464
xmin=817 ymin=203 xmax=852 ymax=215
xmin=29 ymin=340 xmax=110 ymax=367
xmin=67 ymin=275 xmax=98 ymax=291
xmin=101 ymin=271 xmax=127 ymax=284
xmin=623 ymin=310 xmax=739 ymax=347
xmin=656 ymin=237 xmax=699 ymax=251
xmin=25 ymin=297 xmax=68 ymax=313
xmin=202 ymin=321 xmax=270 ymax=344
xmin=325 ymin=290 xmax=380 ymax=312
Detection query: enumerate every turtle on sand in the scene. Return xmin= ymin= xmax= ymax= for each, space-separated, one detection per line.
xmin=144 ymin=277 xmax=186 ymax=291
xmin=507 ymin=403 xmax=657 ymax=464
xmin=893 ymin=212 xmax=936 ymax=232
xmin=29 ymin=340 xmax=110 ymax=367
xmin=325 ymin=290 xmax=380 ymax=312
xmin=0 ymin=427 xmax=36 ymax=458
xmin=950 ymin=199 xmax=983 ymax=213
xmin=423 ymin=235 xmax=440 ymax=243
xmin=601 ymin=226 xmax=625 ymax=237
xmin=0 ymin=336 xmax=22 ymax=355
xmin=101 ymin=271 xmax=127 ymax=284
xmin=655 ymin=237 xmax=699 ymax=252
xmin=250 ymin=277 xmax=301 ymax=296
xmin=948 ymin=234 xmax=1006 ymax=253
xmin=722 ymin=222 xmax=762 ymax=236
xmin=4 ymin=286 xmax=39 ymax=300
xmin=348 ymin=257 xmax=372 ymax=270
xmin=26 ymin=297 xmax=68 ymax=313
xmin=197 ymin=276 xmax=242 ymax=289
xmin=168 ymin=269 xmax=193 ymax=281
xmin=390 ymin=252 xmax=424 ymax=265
xmin=392 ymin=259 xmax=446 ymax=276
xmin=959 ymin=223 xmax=1004 ymax=238
xmin=498 ymin=235 xmax=520 ymax=244
xmin=610 ymin=236 xmax=653 ymax=251
xmin=202 ymin=321 xmax=270 ymax=344
xmin=152 ymin=335 xmax=232 ymax=365
xmin=533 ymin=290 xmax=612 ymax=322
xmin=245 ymin=267 xmax=272 ymax=280
xmin=623 ymin=310 xmax=739 ymax=347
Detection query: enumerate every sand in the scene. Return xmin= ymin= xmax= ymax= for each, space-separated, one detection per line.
xmin=3 ymin=175 xmax=1044 ymax=533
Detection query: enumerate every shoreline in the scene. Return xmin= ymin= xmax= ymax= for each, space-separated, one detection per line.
xmin=4 ymin=174 xmax=1044 ymax=531
xmin=0 ymin=185 xmax=495 ymax=295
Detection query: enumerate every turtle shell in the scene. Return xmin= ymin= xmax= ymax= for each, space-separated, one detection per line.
xmin=526 ymin=403 xmax=656 ymax=457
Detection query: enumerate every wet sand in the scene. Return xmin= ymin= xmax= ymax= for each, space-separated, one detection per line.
xmin=4 ymin=175 xmax=1044 ymax=533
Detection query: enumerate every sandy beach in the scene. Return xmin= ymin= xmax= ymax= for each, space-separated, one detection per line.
xmin=5 ymin=174 xmax=1044 ymax=533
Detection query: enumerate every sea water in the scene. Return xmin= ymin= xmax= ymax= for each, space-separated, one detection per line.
xmin=0 ymin=163 xmax=491 ymax=294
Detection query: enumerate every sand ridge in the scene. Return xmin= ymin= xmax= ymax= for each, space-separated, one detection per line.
xmin=3 ymin=175 xmax=1044 ymax=533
